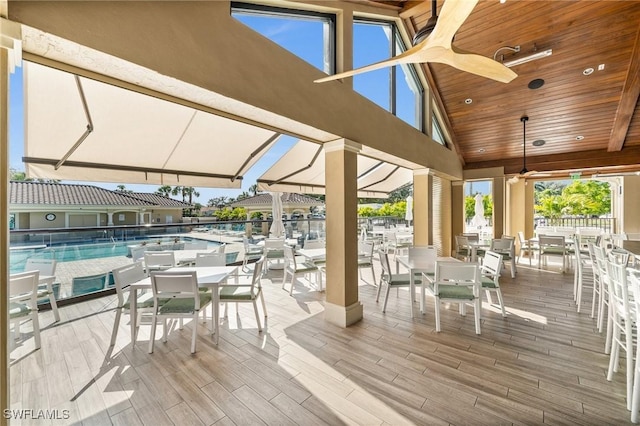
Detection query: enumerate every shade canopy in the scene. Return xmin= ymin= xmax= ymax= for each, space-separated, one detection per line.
xmin=23 ymin=61 xmax=279 ymax=188
xmin=257 ymin=140 xmax=413 ymax=198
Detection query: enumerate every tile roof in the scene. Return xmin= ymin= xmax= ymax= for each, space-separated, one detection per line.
xmin=230 ymin=192 xmax=324 ymax=207
xmin=10 ymin=181 xmax=191 ymax=208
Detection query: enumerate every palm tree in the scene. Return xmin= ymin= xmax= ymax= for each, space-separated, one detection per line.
xmin=171 ymin=186 xmax=185 ymax=202
xmin=248 ymin=183 xmax=261 ymax=196
xmin=115 ymin=184 xmax=132 ymax=193
xmin=183 ymin=187 xmax=200 ymax=204
xmin=156 ymin=185 xmax=173 ymax=197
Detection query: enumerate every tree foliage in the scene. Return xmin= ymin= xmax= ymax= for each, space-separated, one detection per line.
xmin=10 ymin=168 xmax=59 ymax=183
xmin=535 ymin=180 xmax=610 ymax=218
xmin=463 ymin=194 xmax=493 ymax=221
xmin=213 ymin=207 xmax=247 ymax=221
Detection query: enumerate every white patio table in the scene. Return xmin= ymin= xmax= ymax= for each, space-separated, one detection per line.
xmin=128 ymin=265 xmax=238 ymax=345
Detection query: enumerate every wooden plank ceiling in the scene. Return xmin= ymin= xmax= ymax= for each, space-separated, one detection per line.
xmin=371 ymin=0 xmax=640 ymax=178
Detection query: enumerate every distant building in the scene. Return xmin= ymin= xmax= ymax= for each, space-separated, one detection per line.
xmin=9 ymin=181 xmax=192 ymax=230
xmin=230 ymin=193 xmax=324 ymax=219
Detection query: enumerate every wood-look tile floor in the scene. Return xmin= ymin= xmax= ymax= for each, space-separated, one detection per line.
xmin=8 ymin=258 xmax=633 ymax=425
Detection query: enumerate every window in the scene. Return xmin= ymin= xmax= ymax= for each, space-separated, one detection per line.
xmin=231 ymin=3 xmax=335 ymax=74
xmin=353 ymin=19 xmax=424 ymax=131
xmin=432 ymin=113 xmax=447 ymax=146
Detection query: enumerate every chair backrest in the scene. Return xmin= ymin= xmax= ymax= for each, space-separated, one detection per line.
xmin=249 ymin=257 xmax=265 ymax=294
xmin=455 ymin=235 xmax=470 ymax=249
xmin=539 ymin=235 xmax=565 ymax=248
xmin=112 ymin=261 xmax=146 ymax=305
xmin=481 ymin=251 xmax=503 ymax=284
xmin=517 ymin=231 xmax=527 ymax=245
xmin=131 ymin=246 xmax=147 ymax=262
xmin=144 ymin=251 xmax=176 ymax=271
xmin=491 ymin=238 xmax=514 ymax=255
xmin=462 ymin=233 xmax=479 ymax=242
xmin=304 ymin=239 xmax=325 ymax=249
xmin=358 ymin=241 xmax=374 ymax=259
xmin=10 ymin=270 xmax=40 ymax=301
xmin=150 ymin=270 xmax=199 ymax=308
xmin=377 ymin=249 xmax=392 ymax=280
xmin=283 ymin=245 xmax=297 ymax=270
xmin=265 ymin=238 xmax=284 ymax=250
xmin=605 ymin=260 xmax=632 ymax=321
xmin=183 ymin=240 xmax=209 ymax=250
xmin=195 ymin=252 xmax=226 ymax=267
xmin=434 ymin=262 xmax=481 ymax=292
xmin=25 ymin=258 xmax=56 ymax=276
xmin=216 ymin=243 xmax=227 ymax=253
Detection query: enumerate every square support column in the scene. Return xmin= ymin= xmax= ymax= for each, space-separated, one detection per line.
xmin=413 ymin=169 xmax=432 ymax=247
xmin=451 ymin=181 xmax=464 ymax=241
xmin=492 ymin=177 xmax=505 ymax=238
xmin=507 ymin=179 xmax=534 ymax=240
xmin=324 ymin=139 xmax=362 ymax=327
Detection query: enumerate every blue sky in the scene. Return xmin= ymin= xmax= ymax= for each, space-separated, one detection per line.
xmin=9 ymin=12 xmax=431 ymax=204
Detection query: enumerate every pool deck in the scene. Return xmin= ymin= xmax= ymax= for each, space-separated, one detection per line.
xmin=52 ymin=232 xmax=245 ymax=299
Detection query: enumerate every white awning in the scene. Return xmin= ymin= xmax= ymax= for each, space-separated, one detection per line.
xmin=257 ymin=140 xmax=413 ymax=198
xmin=23 ymin=61 xmax=279 ymax=188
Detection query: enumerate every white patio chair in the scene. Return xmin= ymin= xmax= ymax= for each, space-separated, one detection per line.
xmin=242 ymin=237 xmax=264 ymax=272
xmin=144 ymin=251 xmax=176 ymax=274
xmin=148 ymin=270 xmax=212 ymax=354
xmin=454 ymin=235 xmax=472 ymax=262
xmin=516 ymin=231 xmax=537 ymax=265
xmin=490 ymin=237 xmax=516 ymax=278
xmin=376 ymin=249 xmax=421 ymax=315
xmin=573 ymin=240 xmax=593 ymax=313
xmin=424 ymin=261 xmax=482 ymax=334
xmin=110 ymin=261 xmax=155 ymax=346
xmin=479 ymin=251 xmax=506 ymax=317
xmin=538 ymin=235 xmax=567 ymax=272
xmin=183 ymin=240 xmax=209 ymax=250
xmin=357 ymin=241 xmax=376 ymax=285
xmin=627 ymin=270 xmax=640 ymax=423
xmin=282 ymin=245 xmax=321 ymax=295
xmin=604 ymin=259 xmax=635 ymax=412
xmin=24 ymin=258 xmax=61 ymax=322
xmin=195 ymin=252 xmax=226 ymax=267
xmin=220 ymin=257 xmax=267 ymax=332
xmin=264 ymin=238 xmax=285 ymax=270
xmin=9 ymin=270 xmax=42 ymax=351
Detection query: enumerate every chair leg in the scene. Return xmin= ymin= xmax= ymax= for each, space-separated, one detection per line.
xmin=474 ymin=299 xmax=481 ymax=335
xmin=376 ymin=281 xmax=383 ymax=302
xmin=191 ymin=313 xmax=197 ymax=354
xmin=289 ymin=274 xmax=296 ymax=296
xmin=485 ymin=289 xmax=493 ymax=305
xmin=110 ymin=308 xmax=122 ymax=346
xmin=631 ymin=342 xmax=640 ymax=422
xmin=382 ymin=284 xmax=391 ymax=313
xmin=371 ymin=266 xmax=376 ymax=286
xmin=148 ymin=314 xmax=157 ymax=353
xmin=252 ymin=301 xmax=262 ymax=332
xmin=259 ymin=292 xmax=268 ymax=318
xmin=32 ymin=311 xmax=41 ymax=350
xmin=496 ymin=289 xmax=506 ymax=317
xmin=510 ymin=260 xmax=516 ymax=278
xmin=435 ymin=297 xmax=441 ymax=332
xmin=49 ymin=292 xmax=61 ymax=323
xmin=162 ymin=318 xmax=168 ymax=343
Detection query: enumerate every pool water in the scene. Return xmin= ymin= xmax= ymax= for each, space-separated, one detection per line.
xmin=10 ymin=237 xmax=220 ymax=273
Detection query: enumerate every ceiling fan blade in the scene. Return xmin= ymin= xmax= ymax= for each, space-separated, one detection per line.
xmin=445 ymin=47 xmax=518 ymax=83
xmin=429 ymin=0 xmax=478 ymax=48
xmin=314 ymin=44 xmax=423 ymax=83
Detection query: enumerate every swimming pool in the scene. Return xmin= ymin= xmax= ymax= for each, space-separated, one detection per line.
xmin=9 ymin=237 xmax=221 ymax=273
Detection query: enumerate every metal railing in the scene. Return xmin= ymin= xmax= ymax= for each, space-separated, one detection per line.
xmin=533 ymin=217 xmax=617 ymax=233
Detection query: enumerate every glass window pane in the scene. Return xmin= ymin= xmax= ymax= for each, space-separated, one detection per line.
xmin=353 ymin=22 xmax=391 ymax=111
xmin=232 ymin=6 xmax=334 ymax=73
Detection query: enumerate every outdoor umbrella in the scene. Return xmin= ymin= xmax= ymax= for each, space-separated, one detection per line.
xmin=269 ymin=192 xmax=285 ymax=238
xmin=405 ymin=195 xmax=413 ymax=226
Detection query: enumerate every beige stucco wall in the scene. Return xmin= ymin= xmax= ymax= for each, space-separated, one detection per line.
xmin=623 ymin=176 xmax=640 ymax=234
xmin=8 ymin=0 xmax=463 ymax=179
xmin=29 ymin=211 xmax=65 ymax=228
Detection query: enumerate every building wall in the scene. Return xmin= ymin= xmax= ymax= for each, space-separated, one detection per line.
xmin=29 ymin=211 xmax=65 ymax=228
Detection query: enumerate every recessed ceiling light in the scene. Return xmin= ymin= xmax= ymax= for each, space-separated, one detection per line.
xmin=598 ymin=64 xmax=605 ymax=71
xmin=528 ymin=78 xmax=545 ymax=90
xmin=583 ymin=68 xmax=594 ymax=76
xmin=465 ymin=98 xmax=473 ymax=104
xmin=576 ymin=135 xmax=584 ymax=141
xmin=478 ymin=148 xmax=485 ymax=153
xmin=500 ymin=0 xmax=506 ymax=3
xmin=532 ymin=139 xmax=546 ymax=147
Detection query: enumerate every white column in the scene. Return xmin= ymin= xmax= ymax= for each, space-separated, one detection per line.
xmin=107 ymin=212 xmax=114 ymax=226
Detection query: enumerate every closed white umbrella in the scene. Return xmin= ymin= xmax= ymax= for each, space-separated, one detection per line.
xmin=405 ymin=195 xmax=413 ymax=226
xmin=269 ymin=192 xmax=285 ymax=238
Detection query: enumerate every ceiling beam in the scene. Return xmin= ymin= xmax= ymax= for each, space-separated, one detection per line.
xmin=465 ymin=146 xmax=640 ymax=175
xmin=608 ymin=21 xmax=640 ymax=152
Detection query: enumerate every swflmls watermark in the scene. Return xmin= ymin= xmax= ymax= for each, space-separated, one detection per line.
xmin=3 ymin=409 xmax=70 ymax=420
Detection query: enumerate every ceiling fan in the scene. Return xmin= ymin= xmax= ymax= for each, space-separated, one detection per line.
xmin=314 ymin=0 xmax=517 ymax=84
